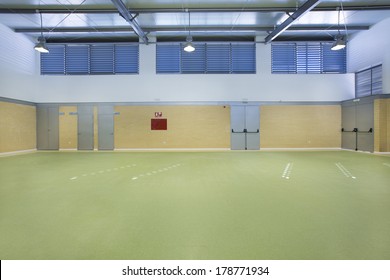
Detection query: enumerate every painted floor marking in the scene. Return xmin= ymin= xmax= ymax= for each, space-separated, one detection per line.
xmin=282 ymin=163 xmax=293 ymax=179
xmin=383 ymin=163 xmax=390 ymax=168
xmin=131 ymin=163 xmax=182 ymax=182
xmin=335 ymin=162 xmax=356 ymax=179
xmin=70 ymin=163 xmax=137 ymax=180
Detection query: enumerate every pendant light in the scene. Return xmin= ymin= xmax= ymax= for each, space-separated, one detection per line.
xmin=331 ymin=6 xmax=346 ymax=51
xmin=34 ymin=12 xmax=49 ymax=53
xmin=184 ymin=11 xmax=195 ymax=52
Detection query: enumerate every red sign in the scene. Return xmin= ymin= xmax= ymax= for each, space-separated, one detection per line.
xmin=151 ymin=119 xmax=167 ymax=130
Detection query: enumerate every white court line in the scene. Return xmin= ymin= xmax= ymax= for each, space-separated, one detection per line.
xmin=70 ymin=163 xmax=136 ymax=181
xmin=282 ymin=163 xmax=293 ymax=179
xmin=130 ymin=163 xmax=183 ymax=182
xmin=335 ymin=162 xmax=356 ymax=179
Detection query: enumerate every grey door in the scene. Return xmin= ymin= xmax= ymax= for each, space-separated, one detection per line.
xmin=37 ymin=106 xmax=59 ymax=150
xmin=341 ymin=99 xmax=374 ymax=152
xmin=341 ymin=104 xmax=356 ymax=150
xmin=231 ymin=106 xmax=246 ymax=150
xmin=78 ymin=105 xmax=94 ymax=150
xmin=356 ymin=102 xmax=374 ymax=152
xmin=230 ymin=105 xmax=260 ymax=150
xmin=98 ymin=105 xmax=114 ymax=150
xmin=245 ymin=106 xmax=260 ymax=150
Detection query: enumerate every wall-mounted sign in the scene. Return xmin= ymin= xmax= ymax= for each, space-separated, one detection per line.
xmin=155 ymin=112 xmax=163 ymax=118
xmin=151 ymin=119 xmax=167 ymax=130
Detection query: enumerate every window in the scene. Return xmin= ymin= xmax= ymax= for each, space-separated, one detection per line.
xmin=156 ymin=42 xmax=256 ymax=74
xmin=271 ymin=42 xmax=346 ymax=74
xmin=356 ymin=65 xmax=382 ymax=97
xmin=41 ymin=44 xmax=139 ymax=75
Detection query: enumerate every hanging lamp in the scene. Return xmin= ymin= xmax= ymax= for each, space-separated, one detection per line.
xmin=183 ymin=11 xmax=195 ymax=52
xmin=34 ymin=12 xmax=49 ymax=53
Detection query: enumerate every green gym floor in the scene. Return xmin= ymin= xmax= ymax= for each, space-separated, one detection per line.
xmin=0 ymin=150 xmax=389 ymax=260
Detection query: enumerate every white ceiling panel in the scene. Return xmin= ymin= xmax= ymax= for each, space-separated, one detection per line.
xmin=0 ymin=0 xmax=389 ymax=42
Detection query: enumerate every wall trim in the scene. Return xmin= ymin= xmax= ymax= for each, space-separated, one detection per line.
xmin=0 ymin=149 xmax=37 ymax=157
xmin=0 ymin=96 xmax=36 ymax=106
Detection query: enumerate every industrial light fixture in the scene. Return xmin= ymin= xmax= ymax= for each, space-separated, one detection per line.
xmin=331 ymin=6 xmax=347 ymax=51
xmin=34 ymin=12 xmax=49 ymax=53
xmin=183 ymin=11 xmax=195 ymax=52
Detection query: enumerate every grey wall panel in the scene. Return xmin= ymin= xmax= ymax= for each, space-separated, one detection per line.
xmin=37 ymin=107 xmax=48 ymax=150
xmin=48 ymin=107 xmax=59 ymax=150
xmin=78 ymin=105 xmax=94 ymax=150
xmin=98 ymin=105 xmax=114 ymax=150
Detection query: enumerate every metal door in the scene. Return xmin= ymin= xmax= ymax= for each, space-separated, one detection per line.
xmin=231 ymin=106 xmax=246 ymax=150
xmin=230 ymin=105 xmax=260 ymax=150
xmin=356 ymin=102 xmax=374 ymax=152
xmin=37 ymin=106 xmax=59 ymax=150
xmin=245 ymin=106 xmax=260 ymax=150
xmin=78 ymin=105 xmax=94 ymax=150
xmin=341 ymin=104 xmax=356 ymax=150
xmin=98 ymin=105 xmax=114 ymax=150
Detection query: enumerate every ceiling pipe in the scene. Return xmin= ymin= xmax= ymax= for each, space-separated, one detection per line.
xmin=2 ymin=5 xmax=390 ymax=14
xmin=110 ymin=0 xmax=148 ymax=44
xmin=264 ymin=0 xmax=322 ymax=44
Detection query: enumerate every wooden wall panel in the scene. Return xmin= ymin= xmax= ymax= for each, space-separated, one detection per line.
xmin=114 ymin=106 xmax=230 ymax=149
xmin=59 ymin=106 xmax=77 ymax=149
xmin=260 ymin=105 xmax=341 ymax=148
xmin=374 ymin=99 xmax=390 ymax=152
xmin=0 ymin=101 xmax=36 ymax=153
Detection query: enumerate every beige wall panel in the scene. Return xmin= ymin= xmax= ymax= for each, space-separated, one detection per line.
xmin=374 ymin=99 xmax=390 ymax=152
xmin=385 ymin=99 xmax=390 ymax=152
xmin=59 ymin=106 xmax=78 ymax=149
xmin=260 ymin=105 xmax=341 ymax=148
xmin=0 ymin=101 xmax=36 ymax=153
xmin=114 ymin=106 xmax=230 ymax=149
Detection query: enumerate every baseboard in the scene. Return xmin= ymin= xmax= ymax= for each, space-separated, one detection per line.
xmin=114 ymin=148 xmax=231 ymax=152
xmin=0 ymin=149 xmax=37 ymax=157
xmin=260 ymin=147 xmax=342 ymax=151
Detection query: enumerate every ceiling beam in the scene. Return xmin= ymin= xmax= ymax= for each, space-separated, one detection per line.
xmin=14 ymin=25 xmax=369 ymax=33
xmin=110 ymin=0 xmax=148 ymax=44
xmin=264 ymin=0 xmax=322 ymax=44
xmin=2 ymin=5 xmax=390 ymax=14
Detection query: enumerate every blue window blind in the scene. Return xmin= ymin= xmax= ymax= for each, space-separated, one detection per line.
xmin=41 ymin=45 xmax=65 ymax=75
xmin=41 ymin=44 xmax=139 ymax=75
xmin=156 ymin=42 xmax=256 ymax=74
xmin=356 ymin=65 xmax=382 ymax=97
xmin=206 ymin=44 xmax=230 ymax=73
xmin=272 ymin=42 xmax=346 ymax=74
xmin=156 ymin=44 xmax=181 ymax=73
xmin=181 ymin=43 xmax=206 ymax=73
xmin=271 ymin=43 xmax=296 ymax=73
xmin=231 ymin=43 xmax=256 ymax=73
xmin=90 ymin=45 xmax=114 ymax=74
xmin=322 ymin=43 xmax=346 ymax=73
xmin=66 ymin=45 xmax=89 ymax=75
xmin=114 ymin=45 xmax=139 ymax=74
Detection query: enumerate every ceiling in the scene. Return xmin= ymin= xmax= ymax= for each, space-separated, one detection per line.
xmin=1 ymin=0 xmax=390 ymax=44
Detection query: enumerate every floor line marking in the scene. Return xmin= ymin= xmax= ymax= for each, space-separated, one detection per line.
xmin=130 ymin=163 xmax=183 ymax=182
xmin=70 ymin=177 xmax=78 ymax=180
xmin=282 ymin=163 xmax=293 ymax=179
xmin=335 ymin=162 xmax=356 ymax=179
xmin=383 ymin=163 xmax=390 ymax=168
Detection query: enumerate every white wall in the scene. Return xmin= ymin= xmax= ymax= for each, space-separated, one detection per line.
xmin=33 ymin=42 xmax=354 ymax=103
xmin=0 ymin=23 xmax=37 ymax=102
xmin=348 ymin=17 xmax=390 ymax=94
xmin=0 ymin=26 xmax=355 ymax=103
